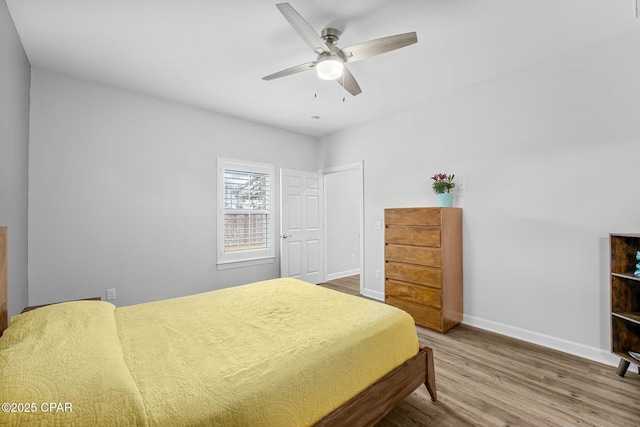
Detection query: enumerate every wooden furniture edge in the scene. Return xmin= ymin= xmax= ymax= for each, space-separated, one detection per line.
xmin=0 ymin=227 xmax=6 ymax=336
xmin=315 ymin=346 xmax=436 ymax=427
xmin=20 ymin=297 xmax=102 ymax=314
xmin=441 ymin=208 xmax=463 ymax=332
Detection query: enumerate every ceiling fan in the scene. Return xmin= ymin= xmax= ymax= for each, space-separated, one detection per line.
xmin=262 ymin=3 xmax=418 ymax=96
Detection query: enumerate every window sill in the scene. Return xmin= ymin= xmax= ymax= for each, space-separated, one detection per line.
xmin=217 ymin=256 xmax=276 ymax=270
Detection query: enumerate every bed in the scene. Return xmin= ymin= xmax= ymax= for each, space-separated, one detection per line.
xmin=0 ymin=276 xmax=436 ymax=426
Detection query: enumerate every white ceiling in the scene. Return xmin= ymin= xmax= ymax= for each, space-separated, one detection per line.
xmin=6 ymin=0 xmax=640 ymax=137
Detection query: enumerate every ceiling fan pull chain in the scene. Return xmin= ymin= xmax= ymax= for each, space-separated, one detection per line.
xmin=342 ymin=73 xmax=346 ymax=102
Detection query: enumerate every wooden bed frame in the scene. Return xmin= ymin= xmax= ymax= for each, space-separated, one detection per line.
xmin=0 ymin=227 xmax=436 ymax=425
xmin=317 ymin=345 xmax=436 ymax=426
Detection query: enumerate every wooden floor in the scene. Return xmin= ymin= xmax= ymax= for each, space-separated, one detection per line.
xmin=319 ymin=276 xmax=640 ymax=427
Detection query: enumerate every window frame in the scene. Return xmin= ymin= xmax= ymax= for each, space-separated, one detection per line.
xmin=217 ymin=158 xmax=276 ymax=269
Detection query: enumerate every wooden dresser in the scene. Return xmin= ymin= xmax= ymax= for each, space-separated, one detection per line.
xmin=384 ymin=208 xmax=462 ymax=333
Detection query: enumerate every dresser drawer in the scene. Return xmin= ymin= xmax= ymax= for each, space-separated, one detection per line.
xmin=385 ymin=244 xmax=441 ymax=267
xmin=385 ymin=208 xmax=442 ymax=226
xmin=385 ymin=262 xmax=442 ymax=288
xmin=385 ymin=296 xmax=443 ymax=331
xmin=386 ymin=280 xmax=441 ymax=308
xmin=385 ymin=225 xmax=440 ymax=247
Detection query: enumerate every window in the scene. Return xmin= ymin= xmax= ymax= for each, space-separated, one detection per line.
xmin=217 ymin=158 xmax=275 ymax=268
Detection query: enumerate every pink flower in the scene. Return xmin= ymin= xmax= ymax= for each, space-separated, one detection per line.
xmin=430 ymin=172 xmax=456 ymax=194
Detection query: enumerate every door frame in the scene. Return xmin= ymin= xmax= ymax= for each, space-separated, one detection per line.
xmin=322 ymin=161 xmax=364 ymax=295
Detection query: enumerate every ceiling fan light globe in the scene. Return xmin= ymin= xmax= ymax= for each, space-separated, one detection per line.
xmin=316 ymin=58 xmax=344 ymax=80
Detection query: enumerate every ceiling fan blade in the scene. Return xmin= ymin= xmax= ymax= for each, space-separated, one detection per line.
xmin=341 ymin=32 xmax=418 ymax=63
xmin=276 ymin=3 xmax=330 ymax=54
xmin=262 ymin=61 xmax=317 ymax=81
xmin=336 ymin=66 xmax=362 ymax=96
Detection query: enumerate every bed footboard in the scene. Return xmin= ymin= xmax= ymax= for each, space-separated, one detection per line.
xmin=315 ymin=346 xmax=436 ymax=427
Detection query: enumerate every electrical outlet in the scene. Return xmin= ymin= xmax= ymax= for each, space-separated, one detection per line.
xmin=375 ymin=221 xmax=382 ymax=230
xmin=375 ymin=270 xmax=380 ymax=279
xmin=457 ymin=179 xmax=466 ymax=190
xmin=106 ymin=288 xmax=116 ymax=301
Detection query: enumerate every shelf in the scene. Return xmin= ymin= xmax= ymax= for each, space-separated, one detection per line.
xmin=611 ymin=272 xmax=640 ymax=282
xmin=611 ymin=233 xmax=640 ymax=239
xmin=612 ymin=312 xmax=640 ymax=325
xmin=610 ymin=233 xmax=640 ymax=376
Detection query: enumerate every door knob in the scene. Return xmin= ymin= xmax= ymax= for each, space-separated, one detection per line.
xmin=281 ymin=234 xmax=292 ymax=239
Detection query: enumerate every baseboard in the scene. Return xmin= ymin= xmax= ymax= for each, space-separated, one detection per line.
xmin=325 ymin=269 xmax=360 ymax=282
xmin=463 ymin=315 xmax=639 ymax=374
xmin=362 ymin=288 xmax=384 ymax=302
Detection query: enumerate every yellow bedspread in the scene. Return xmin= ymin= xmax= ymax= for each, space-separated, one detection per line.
xmin=0 ymin=301 xmax=148 ymax=426
xmin=0 ymin=278 xmax=419 ymax=426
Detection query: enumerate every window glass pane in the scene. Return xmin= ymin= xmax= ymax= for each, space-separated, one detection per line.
xmin=224 ymin=213 xmax=269 ymax=252
xmin=223 ymin=169 xmax=270 ymax=253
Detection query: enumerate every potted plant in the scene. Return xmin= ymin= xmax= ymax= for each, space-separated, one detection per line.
xmin=431 ymin=173 xmax=455 ymax=207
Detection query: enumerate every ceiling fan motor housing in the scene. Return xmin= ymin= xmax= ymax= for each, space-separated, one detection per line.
xmin=321 ymin=27 xmax=341 ymax=45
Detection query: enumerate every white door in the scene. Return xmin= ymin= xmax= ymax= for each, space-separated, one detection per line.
xmin=280 ymin=169 xmax=324 ymax=284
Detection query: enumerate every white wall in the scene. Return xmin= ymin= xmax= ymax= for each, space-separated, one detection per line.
xmin=28 ymin=69 xmax=318 ymax=308
xmin=0 ymin=1 xmax=30 ymax=317
xmin=319 ymin=28 xmax=640 ymax=368
xmin=325 ymin=167 xmax=361 ymax=280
